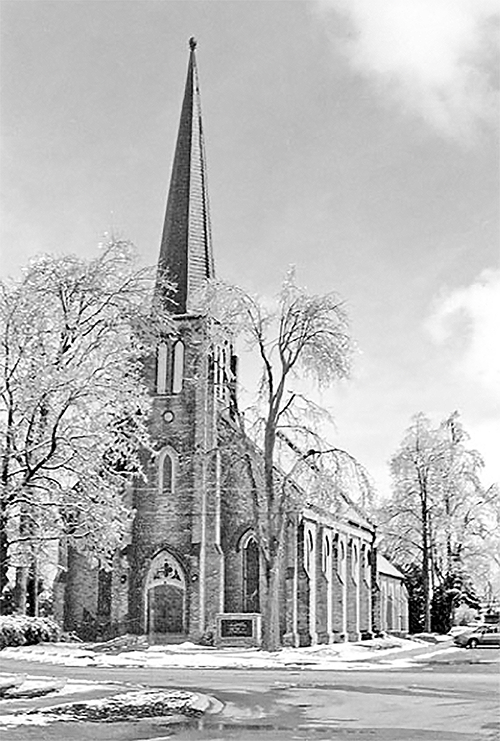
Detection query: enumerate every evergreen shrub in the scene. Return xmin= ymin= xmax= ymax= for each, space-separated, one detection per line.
xmin=0 ymin=615 xmax=60 ymax=649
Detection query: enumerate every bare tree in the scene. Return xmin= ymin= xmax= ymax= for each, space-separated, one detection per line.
xmin=200 ymin=269 xmax=354 ymax=650
xmin=0 ymin=240 xmax=172 ymax=614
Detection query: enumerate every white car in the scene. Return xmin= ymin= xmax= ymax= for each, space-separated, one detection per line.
xmin=453 ymin=625 xmax=500 ymax=648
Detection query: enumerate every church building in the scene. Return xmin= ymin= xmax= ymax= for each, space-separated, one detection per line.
xmin=59 ymin=40 xmax=408 ymax=646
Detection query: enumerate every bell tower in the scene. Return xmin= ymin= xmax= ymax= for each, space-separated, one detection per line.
xmin=129 ymin=39 xmax=226 ymax=640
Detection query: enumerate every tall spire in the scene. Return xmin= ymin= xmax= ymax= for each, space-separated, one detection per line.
xmin=156 ymin=38 xmax=214 ymax=314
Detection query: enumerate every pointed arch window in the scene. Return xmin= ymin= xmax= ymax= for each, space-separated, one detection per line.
xmin=214 ymin=345 xmax=223 ymax=401
xmin=337 ymin=534 xmax=347 ymax=583
xmin=214 ymin=342 xmax=231 ymax=403
xmin=363 ymin=545 xmax=371 ymax=583
xmin=156 ymin=343 xmax=168 ymax=395
xmin=240 ymin=532 xmax=260 ymax=613
xmin=351 ymin=540 xmax=359 ymax=584
xmin=322 ymin=530 xmax=332 ymax=578
xmin=304 ymin=525 xmax=315 ymax=578
xmin=172 ymin=341 xmax=184 ymax=394
xmin=158 ymin=447 xmax=177 ymax=495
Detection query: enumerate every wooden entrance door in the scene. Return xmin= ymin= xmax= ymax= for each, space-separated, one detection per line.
xmin=145 ymin=551 xmax=186 ymax=636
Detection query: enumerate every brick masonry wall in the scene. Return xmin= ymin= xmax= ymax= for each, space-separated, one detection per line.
xmin=346 ymin=544 xmax=358 ymax=640
xmin=283 ymin=517 xmax=298 ymax=645
xmin=219 ymin=428 xmax=256 ymax=614
xmin=110 ymin=551 xmax=130 ymax=633
xmin=129 ymin=317 xmax=218 ymax=637
xmin=296 ymin=522 xmax=311 ymax=646
xmin=202 ymin=455 xmax=225 ymax=634
xmin=359 ymin=572 xmax=371 ymax=635
xmin=331 ymin=543 xmax=345 ymax=638
xmin=315 ymin=527 xmax=329 ymax=643
xmin=371 ymin=549 xmax=382 ymax=635
xmin=63 ymin=547 xmax=98 ymax=635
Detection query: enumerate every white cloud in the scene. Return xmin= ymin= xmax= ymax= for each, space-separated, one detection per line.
xmin=426 ymin=268 xmax=500 ymax=399
xmin=316 ymin=0 xmax=499 ymax=139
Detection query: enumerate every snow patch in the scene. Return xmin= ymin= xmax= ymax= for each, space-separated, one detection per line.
xmin=0 ymin=636 xmax=426 ymax=671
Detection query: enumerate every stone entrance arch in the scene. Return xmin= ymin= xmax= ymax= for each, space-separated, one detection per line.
xmin=145 ymin=551 xmax=187 ymax=636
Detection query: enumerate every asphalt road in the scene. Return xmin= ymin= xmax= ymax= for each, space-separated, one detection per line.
xmin=1 ymin=646 xmax=499 ymax=741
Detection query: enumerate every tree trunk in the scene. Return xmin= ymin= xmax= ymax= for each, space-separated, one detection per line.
xmin=262 ymin=556 xmax=282 ymax=651
xmin=1 ymin=406 xmax=14 ymax=614
xmin=0 ymin=511 xmax=9 ymax=614
xmin=421 ymin=504 xmax=432 ymax=632
xmin=33 ymin=556 xmax=39 ymax=617
xmin=14 ymin=566 xmax=28 ymax=615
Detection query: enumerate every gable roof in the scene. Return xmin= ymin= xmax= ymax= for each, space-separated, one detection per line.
xmin=219 ymin=418 xmax=374 ymax=532
xmin=377 ymin=553 xmax=405 ymax=580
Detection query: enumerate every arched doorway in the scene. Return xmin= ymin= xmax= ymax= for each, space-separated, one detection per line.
xmin=145 ymin=551 xmax=187 ymax=637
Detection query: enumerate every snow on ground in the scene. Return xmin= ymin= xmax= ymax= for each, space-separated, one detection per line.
xmin=0 ymin=636 xmax=433 ymax=671
xmin=0 ymin=637 xmax=457 ymax=728
xmin=0 ymin=688 xmax=205 ymax=727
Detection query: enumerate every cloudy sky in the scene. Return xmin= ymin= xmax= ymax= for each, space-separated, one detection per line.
xmin=1 ymin=0 xmax=499 ymax=495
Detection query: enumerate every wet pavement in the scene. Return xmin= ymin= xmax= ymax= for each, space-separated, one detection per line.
xmin=1 ymin=647 xmax=498 ymax=740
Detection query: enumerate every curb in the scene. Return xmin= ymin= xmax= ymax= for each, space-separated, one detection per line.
xmin=188 ymin=692 xmax=224 ymax=715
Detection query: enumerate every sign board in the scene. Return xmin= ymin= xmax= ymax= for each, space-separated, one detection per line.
xmin=215 ymin=613 xmax=262 ymax=647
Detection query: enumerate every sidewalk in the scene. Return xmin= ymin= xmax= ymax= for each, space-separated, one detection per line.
xmin=1 ymin=635 xmax=443 ymax=671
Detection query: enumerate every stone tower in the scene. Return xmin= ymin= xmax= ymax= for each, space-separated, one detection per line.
xmin=128 ymin=39 xmax=230 ymax=641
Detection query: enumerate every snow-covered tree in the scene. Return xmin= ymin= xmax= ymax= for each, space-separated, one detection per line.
xmin=199 ymin=269 xmax=356 ymax=650
xmin=379 ymin=412 xmax=499 ymax=631
xmin=0 ymin=241 xmax=172 ymax=613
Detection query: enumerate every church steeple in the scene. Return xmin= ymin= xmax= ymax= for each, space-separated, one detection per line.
xmin=156 ymin=37 xmax=215 ymax=314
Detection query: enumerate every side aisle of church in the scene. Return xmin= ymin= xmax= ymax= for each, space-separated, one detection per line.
xmin=57 ymin=40 xmax=408 ymax=645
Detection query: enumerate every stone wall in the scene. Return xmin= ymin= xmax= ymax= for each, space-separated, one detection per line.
xmin=129 ymin=316 xmax=218 ymax=639
xmin=63 ymin=547 xmax=99 ymax=637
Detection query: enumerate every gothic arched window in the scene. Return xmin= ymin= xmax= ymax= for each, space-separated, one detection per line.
xmin=158 ymin=447 xmax=177 ymax=495
xmin=337 ymin=535 xmax=347 ymax=583
xmin=363 ymin=546 xmax=371 ymax=583
xmin=172 ymin=341 xmax=184 ymax=394
xmin=322 ymin=530 xmax=332 ymax=577
xmin=156 ymin=343 xmax=168 ymax=395
xmin=214 ymin=343 xmax=231 ymax=403
xmin=241 ymin=532 xmax=260 ymax=613
xmin=351 ymin=541 xmax=359 ymax=584
xmin=304 ymin=526 xmax=315 ymax=577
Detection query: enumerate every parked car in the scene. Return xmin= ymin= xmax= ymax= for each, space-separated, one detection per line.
xmin=448 ymin=625 xmax=478 ymax=638
xmin=453 ymin=625 xmax=500 ymax=649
